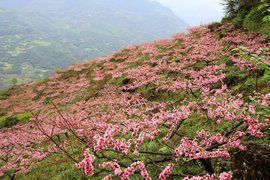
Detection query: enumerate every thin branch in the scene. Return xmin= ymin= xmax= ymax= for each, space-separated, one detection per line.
xmin=139 ymin=151 xmax=173 ymax=156
xmin=51 ymin=102 xmax=87 ymax=144
xmin=31 ymin=112 xmax=79 ymax=163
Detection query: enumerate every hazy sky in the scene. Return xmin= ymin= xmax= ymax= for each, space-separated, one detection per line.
xmin=154 ymin=0 xmax=225 ymax=26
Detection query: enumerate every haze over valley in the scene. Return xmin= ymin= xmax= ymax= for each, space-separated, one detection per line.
xmin=0 ymin=0 xmax=189 ymax=89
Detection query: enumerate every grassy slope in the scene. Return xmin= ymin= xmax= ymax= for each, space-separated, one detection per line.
xmin=0 ymin=22 xmax=269 ymax=179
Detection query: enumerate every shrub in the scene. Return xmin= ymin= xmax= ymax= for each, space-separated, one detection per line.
xmin=208 ymin=22 xmax=222 ymax=31
xmin=232 ymin=8 xmax=249 ymax=27
xmin=0 ymin=88 xmax=10 ymax=100
xmin=0 ymin=113 xmax=31 ymax=129
xmin=243 ymin=4 xmax=267 ymax=30
xmin=0 ymin=116 xmax=19 ymax=129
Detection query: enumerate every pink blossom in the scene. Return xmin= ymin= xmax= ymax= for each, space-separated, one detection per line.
xmin=159 ymin=164 xmax=174 ymax=180
xmin=76 ymin=148 xmax=95 ymax=176
xmin=219 ymin=172 xmax=233 ymax=180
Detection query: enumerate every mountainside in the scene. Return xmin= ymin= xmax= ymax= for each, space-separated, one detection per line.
xmin=0 ymin=23 xmax=269 ymax=179
xmin=0 ymin=0 xmax=189 ymax=89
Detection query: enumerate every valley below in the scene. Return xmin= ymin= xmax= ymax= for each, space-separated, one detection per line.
xmin=0 ymin=0 xmax=188 ymax=89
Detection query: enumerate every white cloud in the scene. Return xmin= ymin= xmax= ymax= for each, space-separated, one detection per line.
xmin=155 ymin=0 xmax=225 ymax=26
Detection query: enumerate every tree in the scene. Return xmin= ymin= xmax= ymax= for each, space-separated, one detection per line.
xmin=223 ymin=0 xmax=240 ymax=17
xmin=11 ymin=78 xmax=18 ymax=86
xmin=223 ymin=0 xmax=262 ymax=17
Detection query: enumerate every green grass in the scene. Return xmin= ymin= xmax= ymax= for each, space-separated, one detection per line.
xmin=17 ymin=153 xmax=88 ymax=180
xmin=0 ymin=112 xmax=31 ymax=129
xmin=107 ymin=74 xmax=130 ymax=86
xmin=0 ymin=88 xmax=10 ymax=100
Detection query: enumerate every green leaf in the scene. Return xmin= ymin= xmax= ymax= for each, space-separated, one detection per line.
xmin=159 ymin=147 xmax=171 ymax=154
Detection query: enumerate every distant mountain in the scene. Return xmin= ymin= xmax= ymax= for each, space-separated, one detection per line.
xmin=0 ymin=0 xmax=189 ymax=89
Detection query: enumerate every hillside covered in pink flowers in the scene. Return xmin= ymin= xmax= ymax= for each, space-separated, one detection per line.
xmin=0 ymin=23 xmax=269 ymax=179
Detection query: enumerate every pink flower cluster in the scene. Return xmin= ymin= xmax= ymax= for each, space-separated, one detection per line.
xmin=231 ymin=57 xmax=255 ymax=71
xmin=175 ymin=137 xmax=230 ymax=160
xmin=100 ymin=161 xmax=122 ymax=176
xmin=219 ymin=172 xmax=233 ymax=180
xmin=246 ymin=118 xmax=264 ymax=137
xmin=100 ymin=161 xmax=151 ymax=180
xmin=122 ymin=161 xmax=151 ymax=180
xmin=76 ymin=148 xmax=95 ymax=176
xmin=184 ymin=171 xmax=232 ymax=180
xmin=159 ymin=163 xmax=174 ymax=180
xmin=93 ymin=126 xmax=131 ymax=154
